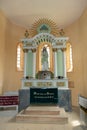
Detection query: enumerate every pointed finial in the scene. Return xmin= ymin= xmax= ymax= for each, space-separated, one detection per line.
xmin=59 ymin=29 xmax=65 ymax=36
xmin=24 ymin=30 xmax=29 ymax=38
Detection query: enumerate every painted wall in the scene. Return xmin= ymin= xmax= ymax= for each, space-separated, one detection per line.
xmin=0 ymin=10 xmax=25 ymax=94
xmin=0 ymin=10 xmax=6 ymax=94
xmin=65 ymin=8 xmax=87 ymax=106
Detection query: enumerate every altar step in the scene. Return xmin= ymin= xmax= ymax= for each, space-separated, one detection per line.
xmin=16 ymin=106 xmax=68 ymax=124
xmin=24 ymin=106 xmax=60 ymax=115
xmin=24 ymin=110 xmax=60 ymax=115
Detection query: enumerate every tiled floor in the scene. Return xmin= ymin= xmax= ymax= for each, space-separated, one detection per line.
xmin=0 ymin=106 xmax=87 ymax=130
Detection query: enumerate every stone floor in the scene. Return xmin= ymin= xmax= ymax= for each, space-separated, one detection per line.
xmin=0 ymin=106 xmax=87 ymax=130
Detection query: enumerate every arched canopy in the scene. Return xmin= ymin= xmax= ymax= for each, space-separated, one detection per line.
xmin=21 ymin=33 xmax=68 ymax=50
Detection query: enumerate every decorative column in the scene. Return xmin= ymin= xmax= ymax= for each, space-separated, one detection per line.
xmin=32 ymin=49 xmax=36 ymax=78
xmin=62 ymin=48 xmax=67 ymax=78
xmin=53 ymin=48 xmax=57 ymax=78
xmin=23 ymin=49 xmax=28 ymax=78
xmin=57 ymin=49 xmax=64 ymax=77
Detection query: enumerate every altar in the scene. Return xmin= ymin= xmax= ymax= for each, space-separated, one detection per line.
xmin=19 ymin=19 xmax=72 ymax=112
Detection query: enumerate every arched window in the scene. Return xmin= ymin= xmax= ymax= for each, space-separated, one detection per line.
xmin=16 ymin=42 xmax=24 ymax=71
xmin=66 ymin=42 xmax=73 ymax=72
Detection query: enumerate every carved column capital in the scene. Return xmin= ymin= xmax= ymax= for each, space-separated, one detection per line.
xmin=23 ymin=49 xmax=28 ymax=53
xmin=52 ymin=48 xmax=57 ymax=52
xmin=32 ymin=48 xmax=36 ymax=53
xmin=61 ymin=48 xmax=66 ymax=52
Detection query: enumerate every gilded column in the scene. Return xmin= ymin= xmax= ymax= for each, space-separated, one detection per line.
xmin=32 ymin=49 xmax=36 ymax=78
xmin=53 ymin=48 xmax=57 ymax=78
xmin=23 ymin=49 xmax=28 ymax=78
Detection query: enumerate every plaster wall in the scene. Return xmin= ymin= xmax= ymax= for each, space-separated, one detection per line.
xmin=65 ymin=8 xmax=87 ymax=106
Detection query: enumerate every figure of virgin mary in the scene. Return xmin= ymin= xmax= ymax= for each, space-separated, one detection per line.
xmin=41 ymin=47 xmax=49 ymax=71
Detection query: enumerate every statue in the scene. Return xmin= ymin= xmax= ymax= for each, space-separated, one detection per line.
xmin=41 ymin=47 xmax=49 ymax=71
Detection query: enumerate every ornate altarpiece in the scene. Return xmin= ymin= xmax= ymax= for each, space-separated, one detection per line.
xmin=18 ymin=19 xmax=72 ymax=112
xmin=21 ymin=19 xmax=69 ymax=88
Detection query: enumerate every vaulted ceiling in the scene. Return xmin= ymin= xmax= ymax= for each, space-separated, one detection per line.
xmin=0 ymin=0 xmax=87 ymax=28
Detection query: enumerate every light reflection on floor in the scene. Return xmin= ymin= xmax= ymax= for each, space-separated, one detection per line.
xmin=71 ymin=120 xmax=81 ymax=126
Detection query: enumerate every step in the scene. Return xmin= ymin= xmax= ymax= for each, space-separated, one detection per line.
xmin=26 ymin=105 xmax=60 ymax=111
xmin=24 ymin=110 xmax=60 ymax=115
xmin=16 ymin=106 xmax=68 ymax=124
xmin=24 ymin=106 xmax=60 ymax=115
xmin=16 ymin=114 xmax=68 ymax=124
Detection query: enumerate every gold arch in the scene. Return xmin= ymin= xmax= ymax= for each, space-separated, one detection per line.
xmin=36 ymin=42 xmax=54 ymax=73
